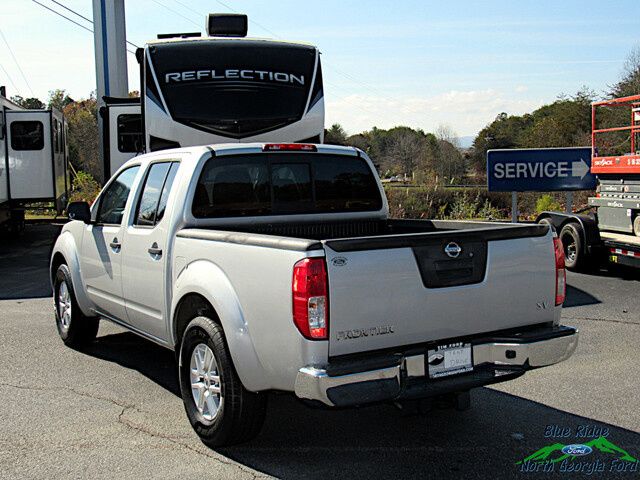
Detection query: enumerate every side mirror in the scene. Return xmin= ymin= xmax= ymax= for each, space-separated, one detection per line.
xmin=67 ymin=201 xmax=91 ymax=224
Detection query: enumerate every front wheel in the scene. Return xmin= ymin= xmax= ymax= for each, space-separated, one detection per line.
xmin=178 ymin=316 xmax=267 ymax=447
xmin=54 ymin=264 xmax=99 ymax=348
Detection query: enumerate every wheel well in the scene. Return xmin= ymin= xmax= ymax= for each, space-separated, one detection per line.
xmin=173 ymin=293 xmax=218 ymax=350
xmin=51 ymin=252 xmax=66 ymax=284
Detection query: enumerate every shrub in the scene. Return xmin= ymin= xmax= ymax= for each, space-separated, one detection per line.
xmin=69 ymin=170 xmax=101 ymax=204
xmin=535 ymin=194 xmax=562 ymax=214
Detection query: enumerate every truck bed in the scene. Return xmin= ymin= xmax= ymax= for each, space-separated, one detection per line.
xmin=178 ymin=219 xmax=557 ymax=357
xmin=182 ymin=219 xmax=547 ymax=244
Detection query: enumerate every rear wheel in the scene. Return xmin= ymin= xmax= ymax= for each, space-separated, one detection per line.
xmin=178 ymin=316 xmax=266 ymax=447
xmin=559 ymin=223 xmax=584 ymax=271
xmin=634 ymin=215 xmax=640 ymax=236
xmin=54 ymin=264 xmax=99 ymax=348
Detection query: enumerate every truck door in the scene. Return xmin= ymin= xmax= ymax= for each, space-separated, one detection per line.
xmin=121 ymin=160 xmax=179 ymax=340
xmin=104 ymin=103 xmax=142 ymax=180
xmin=5 ymin=111 xmax=54 ymax=201
xmin=80 ymin=165 xmax=140 ymax=322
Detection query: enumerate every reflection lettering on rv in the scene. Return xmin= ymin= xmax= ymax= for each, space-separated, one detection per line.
xmin=164 ymin=69 xmax=305 ymax=85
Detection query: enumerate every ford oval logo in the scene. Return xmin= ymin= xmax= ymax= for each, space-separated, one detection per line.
xmin=444 ymin=242 xmax=462 ymax=258
xmin=331 ymin=257 xmax=348 ymax=267
xmin=561 ymin=444 xmax=593 ymax=456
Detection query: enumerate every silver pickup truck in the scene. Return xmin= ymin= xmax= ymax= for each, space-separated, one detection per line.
xmin=50 ymin=143 xmax=578 ymax=446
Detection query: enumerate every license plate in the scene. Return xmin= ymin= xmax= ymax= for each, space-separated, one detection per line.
xmin=427 ymin=342 xmax=473 ymax=379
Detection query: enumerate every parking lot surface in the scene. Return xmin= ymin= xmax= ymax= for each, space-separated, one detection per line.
xmin=0 ymin=224 xmax=638 ymax=479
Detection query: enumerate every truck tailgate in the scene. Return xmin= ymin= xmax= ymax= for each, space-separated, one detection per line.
xmin=324 ymin=226 xmax=557 ymax=357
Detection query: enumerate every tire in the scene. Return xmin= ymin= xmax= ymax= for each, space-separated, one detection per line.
xmin=634 ymin=215 xmax=640 ymax=237
xmin=54 ymin=264 xmax=99 ymax=348
xmin=559 ymin=223 xmax=585 ymax=271
xmin=178 ymin=316 xmax=267 ymax=447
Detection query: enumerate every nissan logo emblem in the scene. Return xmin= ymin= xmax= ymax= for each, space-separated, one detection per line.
xmin=444 ymin=242 xmax=462 ymax=258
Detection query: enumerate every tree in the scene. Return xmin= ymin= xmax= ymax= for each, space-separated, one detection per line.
xmin=611 ymin=45 xmax=640 ymax=98
xmin=10 ymin=95 xmax=45 ymax=109
xmin=48 ymin=89 xmax=74 ymax=111
xmin=324 ymin=123 xmax=348 ymax=145
xmin=63 ymin=92 xmax=100 ymax=179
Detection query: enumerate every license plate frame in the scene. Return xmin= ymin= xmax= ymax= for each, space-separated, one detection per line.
xmin=427 ymin=342 xmax=473 ymax=379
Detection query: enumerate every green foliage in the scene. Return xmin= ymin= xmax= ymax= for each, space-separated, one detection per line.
xmin=535 ymin=194 xmax=562 ymax=214
xmin=69 ymin=170 xmax=101 ymax=204
xmin=10 ymin=95 xmax=45 ymax=109
xmin=471 ymin=88 xmax=595 ymax=174
xmin=63 ymin=93 xmax=100 ymax=180
xmin=337 ymin=125 xmax=466 ymax=183
xmin=324 ymin=123 xmax=348 ymax=145
xmin=385 ymin=186 xmax=510 ymax=220
xmin=48 ymin=89 xmax=74 ymax=111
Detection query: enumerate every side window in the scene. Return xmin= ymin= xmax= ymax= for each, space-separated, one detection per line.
xmin=155 ymin=163 xmax=179 ymax=223
xmin=134 ymin=162 xmax=179 ymax=226
xmin=53 ymin=119 xmax=58 ymax=153
xmin=10 ymin=121 xmax=44 ymax=150
xmin=96 ymin=166 xmax=140 ymax=225
xmin=117 ymin=114 xmax=142 ymax=153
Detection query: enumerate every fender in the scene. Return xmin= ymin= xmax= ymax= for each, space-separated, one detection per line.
xmin=536 ymin=211 xmax=601 ymax=255
xmin=171 ymin=259 xmax=268 ymax=391
xmin=50 ymin=228 xmax=95 ymax=316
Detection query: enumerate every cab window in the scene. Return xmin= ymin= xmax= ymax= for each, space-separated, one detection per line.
xmin=96 ymin=166 xmax=140 ymax=225
xmin=134 ymin=162 xmax=179 ymax=226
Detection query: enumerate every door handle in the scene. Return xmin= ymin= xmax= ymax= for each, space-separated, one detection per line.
xmin=109 ymin=238 xmax=121 ymax=250
xmin=148 ymin=242 xmax=163 ymax=257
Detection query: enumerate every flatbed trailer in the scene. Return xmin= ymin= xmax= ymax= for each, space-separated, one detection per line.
xmin=537 ymin=94 xmax=640 ymax=271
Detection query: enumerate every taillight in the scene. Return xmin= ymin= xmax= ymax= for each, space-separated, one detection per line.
xmin=292 ymin=258 xmax=328 ymax=340
xmin=263 ymin=143 xmax=317 ymax=152
xmin=553 ymin=237 xmax=566 ymax=305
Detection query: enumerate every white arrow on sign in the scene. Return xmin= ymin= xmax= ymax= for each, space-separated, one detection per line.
xmin=571 ymin=158 xmax=590 ymax=179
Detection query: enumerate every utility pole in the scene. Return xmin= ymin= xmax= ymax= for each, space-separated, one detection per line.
xmin=92 ymin=0 xmax=128 ymax=183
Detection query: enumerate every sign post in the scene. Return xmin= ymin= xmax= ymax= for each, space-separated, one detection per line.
xmin=487 ymin=147 xmax=597 ymax=221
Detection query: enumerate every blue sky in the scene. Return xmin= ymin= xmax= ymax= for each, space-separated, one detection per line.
xmin=2 ymin=0 xmax=639 ymax=136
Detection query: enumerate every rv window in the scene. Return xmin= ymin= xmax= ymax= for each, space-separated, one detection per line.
xmin=53 ymin=119 xmax=59 ymax=153
xmin=117 ymin=114 xmax=142 ymax=153
xmin=10 ymin=121 xmax=44 ymax=150
xmin=0 ymin=112 xmax=4 ymax=140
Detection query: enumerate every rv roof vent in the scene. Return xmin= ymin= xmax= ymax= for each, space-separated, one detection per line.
xmin=206 ymin=13 xmax=248 ymax=37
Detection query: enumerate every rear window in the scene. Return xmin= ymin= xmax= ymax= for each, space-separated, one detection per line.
xmin=192 ymin=154 xmax=382 ymax=218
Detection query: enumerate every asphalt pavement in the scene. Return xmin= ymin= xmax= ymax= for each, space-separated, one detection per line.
xmin=0 ymin=224 xmax=638 ymax=479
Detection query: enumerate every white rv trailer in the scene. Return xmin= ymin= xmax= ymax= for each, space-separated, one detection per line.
xmin=101 ymin=14 xmax=325 ymax=179
xmin=0 ymin=87 xmax=69 ymax=230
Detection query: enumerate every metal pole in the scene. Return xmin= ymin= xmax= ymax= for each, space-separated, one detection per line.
xmin=565 ymin=191 xmax=573 ymax=214
xmin=511 ymin=191 xmax=518 ymax=223
xmin=93 ymin=0 xmax=129 ymax=183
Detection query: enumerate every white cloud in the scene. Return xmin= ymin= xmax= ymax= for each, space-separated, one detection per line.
xmin=325 ymin=89 xmax=543 ymax=137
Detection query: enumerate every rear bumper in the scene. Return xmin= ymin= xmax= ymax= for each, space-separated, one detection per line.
xmin=294 ymin=324 xmax=578 ymax=407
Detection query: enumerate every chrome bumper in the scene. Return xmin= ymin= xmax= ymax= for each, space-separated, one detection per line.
xmin=294 ymin=326 xmax=578 ymax=407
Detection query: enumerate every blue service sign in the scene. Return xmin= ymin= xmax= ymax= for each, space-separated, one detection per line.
xmin=487 ymin=147 xmax=597 ymax=192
